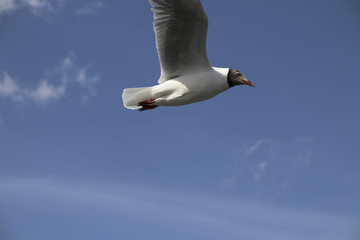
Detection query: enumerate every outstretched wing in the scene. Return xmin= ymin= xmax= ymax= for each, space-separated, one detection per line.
xmin=149 ymin=0 xmax=211 ymax=84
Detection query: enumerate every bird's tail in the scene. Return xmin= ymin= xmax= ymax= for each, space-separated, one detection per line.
xmin=122 ymin=87 xmax=153 ymax=110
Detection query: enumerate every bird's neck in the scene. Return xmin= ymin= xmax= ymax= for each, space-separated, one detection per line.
xmin=212 ymin=67 xmax=231 ymax=88
xmin=212 ymin=67 xmax=230 ymax=77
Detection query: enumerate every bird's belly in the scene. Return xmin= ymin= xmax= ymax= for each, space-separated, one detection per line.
xmin=160 ymin=93 xmax=210 ymax=106
xmin=157 ymin=78 xmax=227 ymax=106
xmin=180 ymin=90 xmax=220 ymax=104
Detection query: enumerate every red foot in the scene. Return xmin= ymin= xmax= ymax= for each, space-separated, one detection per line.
xmin=138 ymin=99 xmax=158 ymax=112
xmin=138 ymin=99 xmax=156 ymax=106
xmin=139 ymin=105 xmax=158 ymax=112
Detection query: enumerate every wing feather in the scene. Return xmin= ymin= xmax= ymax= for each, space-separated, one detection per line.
xmin=149 ymin=0 xmax=211 ymax=84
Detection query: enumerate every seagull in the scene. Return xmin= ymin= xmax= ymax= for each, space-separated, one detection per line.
xmin=122 ymin=0 xmax=255 ymax=111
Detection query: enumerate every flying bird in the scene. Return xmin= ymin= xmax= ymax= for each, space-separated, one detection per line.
xmin=122 ymin=0 xmax=255 ymax=111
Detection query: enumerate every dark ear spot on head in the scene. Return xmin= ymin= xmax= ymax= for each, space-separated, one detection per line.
xmin=227 ymin=68 xmax=237 ymax=88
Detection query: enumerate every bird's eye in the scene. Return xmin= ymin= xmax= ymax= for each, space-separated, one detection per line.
xmin=235 ymin=72 xmax=242 ymax=76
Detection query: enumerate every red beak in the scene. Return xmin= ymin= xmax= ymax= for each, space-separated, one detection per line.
xmin=243 ymin=80 xmax=255 ymax=87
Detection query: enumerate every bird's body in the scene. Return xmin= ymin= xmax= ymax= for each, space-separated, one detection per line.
xmin=122 ymin=0 xmax=255 ymax=111
xmin=123 ymin=67 xmax=229 ymax=110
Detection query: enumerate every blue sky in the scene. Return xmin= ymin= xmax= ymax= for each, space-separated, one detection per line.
xmin=0 ymin=0 xmax=359 ymax=239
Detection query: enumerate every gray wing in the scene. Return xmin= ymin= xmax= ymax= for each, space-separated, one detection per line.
xmin=149 ymin=0 xmax=211 ymax=84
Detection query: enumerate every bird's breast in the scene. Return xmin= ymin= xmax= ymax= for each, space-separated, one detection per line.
xmin=156 ymin=71 xmax=229 ymax=106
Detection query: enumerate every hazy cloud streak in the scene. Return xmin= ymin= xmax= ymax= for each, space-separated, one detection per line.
xmin=224 ymin=137 xmax=315 ymax=186
xmin=75 ymin=1 xmax=103 ymax=16
xmin=0 ymin=178 xmax=356 ymax=240
xmin=0 ymin=0 xmax=17 ymax=13
xmin=0 ymin=0 xmax=63 ymax=14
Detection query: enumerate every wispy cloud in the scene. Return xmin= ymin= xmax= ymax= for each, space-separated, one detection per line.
xmin=237 ymin=138 xmax=277 ymax=183
xmin=0 ymin=0 xmax=63 ymax=15
xmin=0 ymin=72 xmax=23 ymax=101
xmin=243 ymin=138 xmax=274 ymax=155
xmin=75 ymin=1 xmax=103 ymax=16
xmin=0 ymin=0 xmax=17 ymax=14
xmin=224 ymin=137 xmax=315 ymax=186
xmin=23 ymin=0 xmax=53 ymax=12
xmin=0 ymin=52 xmax=100 ymax=104
xmin=0 ymin=178 xmax=356 ymax=240
xmin=254 ymin=161 xmax=268 ymax=181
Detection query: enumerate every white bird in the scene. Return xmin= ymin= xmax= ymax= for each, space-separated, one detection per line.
xmin=122 ymin=0 xmax=255 ymax=111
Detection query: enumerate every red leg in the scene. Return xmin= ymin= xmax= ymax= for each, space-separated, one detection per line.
xmin=139 ymin=105 xmax=158 ymax=112
xmin=138 ymin=99 xmax=156 ymax=106
xmin=138 ymin=99 xmax=158 ymax=112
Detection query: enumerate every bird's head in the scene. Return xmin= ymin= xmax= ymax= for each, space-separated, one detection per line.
xmin=227 ymin=68 xmax=255 ymax=88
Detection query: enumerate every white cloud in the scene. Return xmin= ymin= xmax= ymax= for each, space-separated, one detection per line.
xmin=0 ymin=0 xmax=60 ymax=15
xmin=0 ymin=52 xmax=100 ymax=104
xmin=225 ymin=139 xmax=276 ymax=185
xmin=0 ymin=0 xmax=17 ymax=14
xmin=27 ymin=80 xmax=65 ymax=102
xmin=0 ymin=72 xmax=23 ymax=101
xmin=75 ymin=1 xmax=103 ymax=16
xmin=254 ymin=162 xmax=268 ymax=182
xmin=259 ymin=162 xmax=267 ymax=171
xmin=227 ymin=137 xmax=315 ymax=186
xmin=0 ymin=178 xmax=356 ymax=240
xmin=245 ymin=138 xmax=273 ymax=155
xmin=24 ymin=0 xmax=48 ymax=8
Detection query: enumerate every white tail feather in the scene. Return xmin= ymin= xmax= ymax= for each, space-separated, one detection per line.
xmin=122 ymin=87 xmax=154 ymax=110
